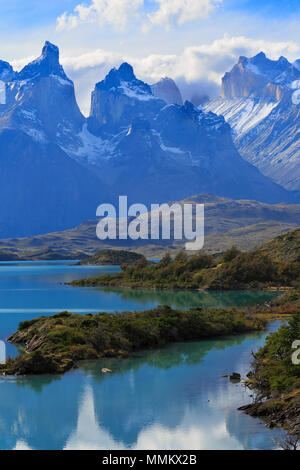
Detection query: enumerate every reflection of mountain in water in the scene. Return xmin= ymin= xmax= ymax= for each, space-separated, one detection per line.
xmin=0 ymin=374 xmax=83 ymax=450
xmin=0 ymin=327 xmax=283 ymax=450
xmin=86 ymin=332 xmax=263 ymax=447
xmin=97 ymin=287 xmax=279 ymax=309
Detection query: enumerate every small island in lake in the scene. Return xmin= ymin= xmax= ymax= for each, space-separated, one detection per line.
xmin=0 ymin=305 xmax=264 ymax=376
xmin=77 ymin=249 xmax=144 ymax=266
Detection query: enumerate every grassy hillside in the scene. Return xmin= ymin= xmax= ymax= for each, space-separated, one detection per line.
xmin=0 ymin=194 xmax=299 ymax=259
xmin=256 ymin=229 xmax=300 ymax=263
xmin=71 ymin=229 xmax=300 ymax=290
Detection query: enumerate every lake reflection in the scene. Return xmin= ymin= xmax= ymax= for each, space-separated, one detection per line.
xmin=97 ymin=287 xmax=278 ymax=309
xmin=0 ymin=324 xmax=285 ymax=450
xmin=0 ymin=261 xmax=284 ymax=450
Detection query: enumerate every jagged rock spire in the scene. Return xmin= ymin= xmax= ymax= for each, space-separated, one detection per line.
xmin=18 ymin=41 xmax=69 ymax=81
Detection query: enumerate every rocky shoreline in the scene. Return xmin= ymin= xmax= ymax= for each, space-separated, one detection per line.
xmin=239 ymin=393 xmax=300 ymax=436
xmin=237 ymin=292 xmax=300 ymax=442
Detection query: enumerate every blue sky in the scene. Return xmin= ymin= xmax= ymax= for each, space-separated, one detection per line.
xmin=1 ymin=0 xmax=299 ymax=30
xmin=1 ymin=0 xmax=300 ymax=114
xmin=227 ymin=0 xmax=300 ymax=15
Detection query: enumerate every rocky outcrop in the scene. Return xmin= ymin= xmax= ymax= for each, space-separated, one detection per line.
xmin=89 ymin=62 xmax=163 ymax=134
xmin=239 ymin=302 xmax=300 ymax=439
xmin=85 ymin=72 xmax=295 ymax=205
xmin=5 ymin=41 xmax=85 ymax=145
xmin=221 ymin=52 xmax=300 ymax=101
xmin=0 ymin=42 xmax=108 ymax=238
xmin=151 ymin=77 xmax=183 ymax=105
xmin=239 ymin=393 xmax=300 ymax=437
xmin=206 ymin=52 xmax=300 ymax=191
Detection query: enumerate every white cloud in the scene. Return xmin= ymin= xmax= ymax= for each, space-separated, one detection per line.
xmin=57 ymin=12 xmax=80 ymax=32
xmin=148 ymin=0 xmax=223 ymax=28
xmin=63 ymin=34 xmax=300 ymax=83
xmin=59 ymin=35 xmax=300 ymax=114
xmin=56 ymin=0 xmax=223 ymax=32
xmin=193 ymin=35 xmax=300 ymax=61
xmin=64 ymin=385 xmax=243 ymax=450
xmin=11 ymin=56 xmax=35 ymax=70
xmin=62 ymin=49 xmax=121 ymax=71
xmin=10 ymin=35 xmax=299 ymax=116
xmin=57 ymin=0 xmax=143 ymax=31
xmin=58 ymin=35 xmax=299 ymax=115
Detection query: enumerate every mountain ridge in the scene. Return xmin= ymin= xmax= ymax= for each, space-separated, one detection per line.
xmin=0 ymin=194 xmax=299 ymax=259
xmin=206 ymin=51 xmax=300 ymax=191
xmin=0 ymin=42 xmax=299 ymax=238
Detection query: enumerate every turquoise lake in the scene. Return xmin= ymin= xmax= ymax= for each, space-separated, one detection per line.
xmin=0 ymin=261 xmax=285 ymax=450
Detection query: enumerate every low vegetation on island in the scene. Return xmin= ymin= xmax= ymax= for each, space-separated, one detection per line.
xmin=77 ymin=249 xmax=144 ymax=266
xmin=0 ymin=306 xmax=264 ymax=376
xmin=70 ymin=230 xmax=300 ymax=291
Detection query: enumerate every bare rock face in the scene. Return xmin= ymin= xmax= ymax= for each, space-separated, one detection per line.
xmin=5 ymin=41 xmax=85 ymax=146
xmin=89 ymin=62 xmax=164 ymax=133
xmin=87 ymin=95 xmax=293 ymax=205
xmin=151 ymin=77 xmax=183 ymax=105
xmin=76 ymin=62 xmax=296 ymax=206
xmin=0 ymin=42 xmax=109 ymax=238
xmin=221 ymin=61 xmax=283 ymax=101
xmin=206 ymin=52 xmax=300 ymax=191
xmin=221 ymin=52 xmax=300 ymax=101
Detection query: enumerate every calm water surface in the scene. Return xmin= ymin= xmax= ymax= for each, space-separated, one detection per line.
xmin=0 ymin=261 xmax=285 ymax=450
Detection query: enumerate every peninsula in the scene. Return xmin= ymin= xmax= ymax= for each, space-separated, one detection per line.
xmin=70 ymin=230 xmax=300 ymax=291
xmin=0 ymin=306 xmax=264 ymax=376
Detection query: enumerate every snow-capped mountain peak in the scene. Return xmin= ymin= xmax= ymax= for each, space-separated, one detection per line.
xmin=89 ymin=62 xmax=163 ymax=133
xmin=96 ymin=62 xmax=153 ymax=98
xmin=0 ymin=42 xmax=84 ymax=147
xmin=226 ymin=52 xmax=300 ymax=99
xmin=206 ymin=51 xmax=300 ymax=191
xmin=18 ymin=41 xmax=70 ymax=82
xmin=0 ymin=43 xmax=297 ymax=239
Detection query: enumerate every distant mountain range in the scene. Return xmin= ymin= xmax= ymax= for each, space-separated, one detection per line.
xmin=0 ymin=42 xmax=298 ymax=238
xmin=206 ymin=52 xmax=300 ymax=192
xmin=0 ymin=194 xmax=299 ymax=260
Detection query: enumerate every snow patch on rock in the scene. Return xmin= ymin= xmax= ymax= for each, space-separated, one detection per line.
xmin=24 ymin=127 xmax=47 ymax=144
xmin=119 ymin=81 xmax=155 ymax=102
xmin=65 ymin=124 xmax=115 ymax=163
xmin=205 ymin=97 xmax=279 ymax=136
xmin=50 ymin=74 xmax=73 ymax=87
